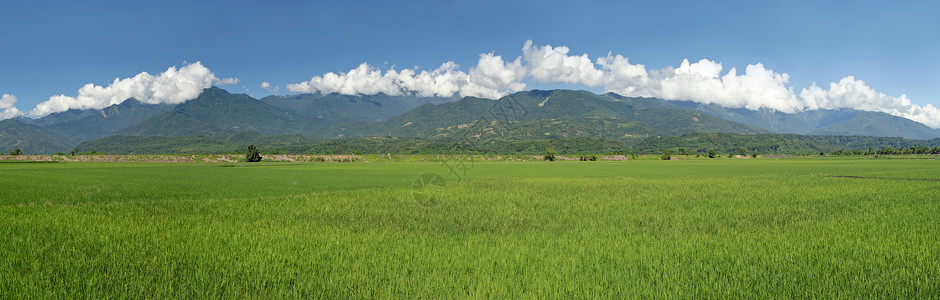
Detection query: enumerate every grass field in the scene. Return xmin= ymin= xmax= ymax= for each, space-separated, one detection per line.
xmin=1 ymin=158 xmax=938 ymax=297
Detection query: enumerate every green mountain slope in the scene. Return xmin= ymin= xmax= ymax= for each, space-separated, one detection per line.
xmin=23 ymin=109 xmax=99 ymax=127
xmin=76 ymin=135 xmax=236 ymax=154
xmin=74 ymin=132 xmax=940 ymax=156
xmin=42 ymin=99 xmax=175 ymax=143
xmin=8 ymin=87 xmax=939 ymax=155
xmin=811 ymin=111 xmax=940 ymax=139
xmin=173 ymin=87 xmax=304 ymax=135
xmin=316 ymin=90 xmax=766 ymax=139
xmin=672 ymin=101 xmax=940 ymax=139
xmin=77 ymin=130 xmax=319 ymax=155
xmin=0 ymin=119 xmax=73 ymax=154
xmin=120 ymin=111 xmax=223 ymax=137
xmin=261 ymin=92 xmax=456 ymax=127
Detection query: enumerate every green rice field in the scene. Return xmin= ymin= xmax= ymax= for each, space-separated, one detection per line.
xmin=1 ymin=158 xmax=938 ymax=297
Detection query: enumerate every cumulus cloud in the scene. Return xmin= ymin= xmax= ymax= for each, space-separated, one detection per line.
xmin=517 ymin=41 xmax=940 ymax=128
xmin=287 ymin=53 xmax=527 ymax=99
xmin=522 ymin=40 xmax=605 ymax=86
xmin=0 ymin=94 xmax=24 ymax=120
xmin=28 ymin=62 xmax=238 ymax=117
xmin=800 ymin=77 xmax=940 ymax=128
xmin=261 ymin=81 xmax=279 ymax=94
xmin=645 ymin=59 xmax=804 ymax=113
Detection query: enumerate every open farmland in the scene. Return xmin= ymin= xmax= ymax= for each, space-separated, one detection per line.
xmin=1 ymin=158 xmax=938 ymax=297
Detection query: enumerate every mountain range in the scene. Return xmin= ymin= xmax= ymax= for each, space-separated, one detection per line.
xmin=672 ymin=101 xmax=940 ymax=140
xmin=1 ymin=86 xmax=938 ymax=154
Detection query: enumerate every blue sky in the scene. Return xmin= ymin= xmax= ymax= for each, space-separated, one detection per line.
xmin=1 ymin=0 xmax=938 ymax=124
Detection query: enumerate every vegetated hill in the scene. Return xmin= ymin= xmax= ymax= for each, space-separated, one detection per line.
xmin=9 ymin=86 xmax=940 ymax=154
xmin=76 ymin=135 xmax=237 ymax=154
xmin=0 ymin=119 xmax=73 ymax=154
xmin=260 ymin=92 xmax=456 ymax=127
xmin=80 ymin=129 xmax=321 ymax=155
xmin=21 ymin=108 xmax=100 ymax=127
xmin=317 ymin=90 xmax=767 ymax=140
xmin=171 ymin=87 xmax=305 ymax=135
xmin=128 ymin=87 xmax=450 ymax=138
xmin=672 ymin=101 xmax=940 ymax=139
xmin=810 ymin=111 xmax=940 ymax=139
xmin=119 ymin=111 xmax=223 ymax=137
xmin=73 ymin=132 xmax=940 ymax=156
xmin=28 ymin=88 xmax=454 ymax=144
xmin=76 ymin=134 xmax=632 ymax=155
xmin=41 ymin=99 xmax=176 ymax=143
xmin=121 ymin=87 xmax=319 ymax=138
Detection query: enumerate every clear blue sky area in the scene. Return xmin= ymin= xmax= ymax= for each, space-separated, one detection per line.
xmin=1 ymin=0 xmax=938 ymax=110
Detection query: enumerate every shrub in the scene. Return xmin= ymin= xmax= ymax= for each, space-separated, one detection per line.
xmin=707 ymin=150 xmax=716 ymax=158
xmin=661 ymin=149 xmax=673 ymax=160
xmin=544 ymin=149 xmax=555 ymax=162
xmin=8 ymin=148 xmax=22 ymax=155
xmin=578 ymin=154 xmax=598 ymax=161
xmin=245 ymin=145 xmax=262 ymax=162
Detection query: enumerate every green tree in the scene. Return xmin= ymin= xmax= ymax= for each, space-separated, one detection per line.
xmin=661 ymin=149 xmax=673 ymax=160
xmin=543 ymin=149 xmax=555 ymax=161
xmin=707 ymin=150 xmax=716 ymax=158
xmin=245 ymin=145 xmax=262 ymax=162
xmin=8 ymin=148 xmax=22 ymax=155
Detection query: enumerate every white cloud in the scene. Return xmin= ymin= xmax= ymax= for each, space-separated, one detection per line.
xmin=522 ymin=40 xmax=605 ymax=86
xmin=287 ymin=63 xmax=403 ymax=96
xmin=0 ymin=94 xmax=24 ymax=120
xmin=287 ymin=54 xmax=527 ymax=99
xmin=649 ymin=60 xmax=803 ymax=113
xmin=261 ymin=81 xmax=280 ymax=94
xmin=215 ymin=77 xmax=240 ymax=85
xmin=0 ymin=94 xmax=17 ymax=109
xmin=516 ymin=40 xmax=940 ymax=128
xmin=800 ymin=77 xmax=940 ymax=128
xmin=467 ymin=53 xmax=527 ymax=98
xmin=28 ymin=62 xmax=238 ymax=117
xmin=596 ymin=54 xmax=651 ymax=96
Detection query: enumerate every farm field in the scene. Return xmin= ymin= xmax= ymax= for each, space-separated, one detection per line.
xmin=1 ymin=158 xmax=938 ymax=297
